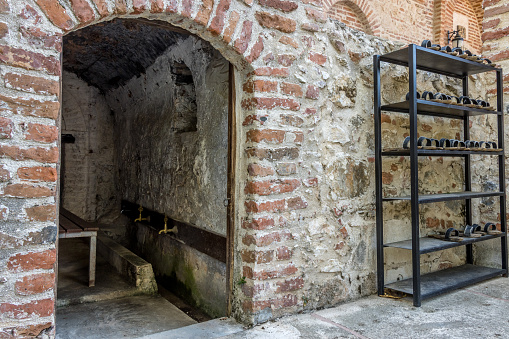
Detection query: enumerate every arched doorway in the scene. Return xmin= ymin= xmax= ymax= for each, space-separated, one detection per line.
xmin=56 ymin=17 xmax=239 ymax=336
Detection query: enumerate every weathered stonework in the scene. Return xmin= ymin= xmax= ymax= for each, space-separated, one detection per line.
xmin=0 ymin=0 xmax=508 ymax=336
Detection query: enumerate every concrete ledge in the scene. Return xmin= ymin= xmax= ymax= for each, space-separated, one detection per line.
xmin=97 ymin=231 xmax=158 ymax=294
xmin=138 ymin=317 xmax=244 ymax=339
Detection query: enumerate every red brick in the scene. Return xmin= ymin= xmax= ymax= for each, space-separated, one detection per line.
xmin=250 ymin=264 xmax=297 ymax=280
xmin=339 ymin=226 xmax=348 ymax=238
xmin=0 ymin=22 xmax=7 ymax=39
xmin=150 ymin=0 xmax=165 ymax=13
xmin=0 ymin=94 xmax=59 ymax=120
xmin=92 ymin=0 xmax=110 ymax=17
xmin=15 ymin=273 xmax=55 ymax=295
xmin=25 ymin=204 xmax=56 ymax=222
xmin=132 ymin=0 xmax=146 ymax=13
xmin=245 ymin=199 xmax=285 ymax=213
xmin=20 ymin=5 xmax=42 ymax=23
xmin=247 ymin=163 xmax=274 ymax=177
xmin=277 ymin=54 xmax=296 ymax=66
xmin=247 ymin=129 xmax=285 ymax=143
xmin=482 ymin=26 xmax=509 ymax=41
xmin=243 ymin=80 xmax=277 ymax=93
xmin=381 ymin=172 xmax=393 ymax=184
xmin=306 ymin=85 xmax=319 ymax=99
xmin=34 ymin=0 xmax=75 ymax=30
xmin=241 ymin=97 xmax=300 ymax=111
xmin=245 ymin=147 xmax=299 ymax=161
xmin=223 ymin=11 xmax=240 ymax=43
xmin=247 ymin=294 xmax=298 ymax=312
xmin=305 ymin=7 xmax=327 ymax=22
xmin=483 ymin=18 xmax=500 ymax=30
xmin=303 ymin=177 xmax=318 ymax=187
xmin=113 ymin=0 xmax=128 ymax=14
xmin=8 ymin=249 xmax=56 ymax=272
xmin=276 ymin=276 xmax=303 ymax=292
xmin=181 ymin=0 xmax=193 ymax=17
xmin=309 ymin=51 xmax=326 ymax=65
xmin=302 ymin=22 xmax=320 ymax=32
xmin=7 ymin=322 xmax=53 ymax=338
xmin=234 ymin=21 xmax=253 ymax=54
xmin=25 ymin=123 xmax=58 ymax=143
xmin=4 ymin=73 xmax=59 ymax=96
xmin=276 ymin=163 xmax=297 ymax=176
xmin=334 ymin=242 xmax=345 ymax=250
xmin=484 ymin=3 xmax=509 ymax=18
xmin=381 ymin=113 xmax=391 ymax=124
xmin=281 ymin=82 xmax=303 ymax=97
xmin=0 ymin=164 xmax=10 ymax=181
xmin=0 ymin=145 xmax=59 ymax=163
xmin=195 ymin=0 xmax=213 ymax=25
xmin=255 ymin=11 xmax=296 ymax=33
xmin=0 ymin=0 xmax=9 ymax=13
xmin=0 ymin=117 xmax=13 ymax=139
xmin=242 ymin=217 xmax=275 ymax=230
xmin=426 ymin=217 xmax=441 ymax=228
xmin=245 ymin=231 xmax=293 ymax=247
xmin=3 ymin=183 xmax=53 ymax=198
xmin=18 ymin=166 xmax=57 ymax=182
xmin=279 ymin=36 xmax=298 ymax=48
xmin=280 ymin=114 xmax=303 ymax=127
xmin=0 ymin=298 xmax=54 ymax=319
xmin=305 ymin=108 xmax=317 ymax=114
xmin=0 ymin=45 xmax=60 ymax=76
xmin=19 ymin=27 xmax=62 ymax=52
xmin=246 ymin=36 xmax=264 ymax=63
xmin=287 ymin=196 xmax=307 ymax=210
xmin=484 ymin=0 xmax=502 ymax=7
xmin=166 ymin=0 xmax=178 ymax=12
xmin=245 ymin=179 xmax=300 ymax=195
xmin=276 ymin=246 xmax=292 ymax=260
xmin=69 ymin=0 xmax=95 ymax=23
xmin=241 ymin=249 xmax=274 ymax=264
xmin=488 ymin=50 xmax=509 ymax=63
xmin=242 ymin=114 xmax=268 ymax=126
xmin=208 ymin=0 xmax=232 ymax=35
xmin=253 ymin=67 xmax=289 ymax=77
xmin=259 ymin=0 xmax=298 ymax=12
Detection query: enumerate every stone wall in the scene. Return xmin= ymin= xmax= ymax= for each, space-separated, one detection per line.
xmin=61 ymin=71 xmax=117 ymax=223
xmin=0 ymin=0 xmax=507 ymax=335
xmin=107 ymin=35 xmax=229 ymax=235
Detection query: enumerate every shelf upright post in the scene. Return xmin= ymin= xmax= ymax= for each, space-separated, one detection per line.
xmin=374 ymin=55 xmax=385 ymax=295
xmin=408 ymin=45 xmax=421 ymax=306
xmin=463 ymin=76 xmax=473 ymax=264
xmin=496 ymin=68 xmax=508 ymax=276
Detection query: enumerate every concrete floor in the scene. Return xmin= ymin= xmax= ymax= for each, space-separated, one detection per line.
xmin=222 ymin=276 xmax=509 ymax=339
xmin=56 ymin=238 xmax=198 ymax=338
xmin=56 ymin=239 xmax=509 ymax=338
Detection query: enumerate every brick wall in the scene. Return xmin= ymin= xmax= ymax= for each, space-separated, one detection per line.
xmin=0 ymin=0 xmax=504 ymax=335
xmin=325 ymin=0 xmax=483 ymax=53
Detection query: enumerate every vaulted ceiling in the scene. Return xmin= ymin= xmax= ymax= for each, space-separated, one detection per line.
xmin=63 ymin=18 xmax=190 ymax=93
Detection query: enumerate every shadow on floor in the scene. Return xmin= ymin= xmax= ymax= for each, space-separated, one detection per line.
xmin=56 ymin=238 xmax=197 ymax=338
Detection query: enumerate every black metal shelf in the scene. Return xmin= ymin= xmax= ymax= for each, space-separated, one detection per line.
xmin=381 ymin=100 xmax=500 ymax=119
xmin=382 ymin=149 xmax=503 ymax=156
xmin=385 ymin=264 xmax=506 ymax=299
xmin=385 ymin=234 xmax=505 ymax=254
xmin=383 ymin=191 xmax=504 ymax=203
xmin=374 ymin=44 xmax=507 ymax=307
xmin=380 ymin=45 xmax=500 ymax=78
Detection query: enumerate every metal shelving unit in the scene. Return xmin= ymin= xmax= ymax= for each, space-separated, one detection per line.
xmin=374 ymin=44 xmax=508 ymax=307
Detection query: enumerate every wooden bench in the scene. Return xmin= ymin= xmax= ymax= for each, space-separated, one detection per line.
xmin=59 ymin=208 xmax=99 ymax=287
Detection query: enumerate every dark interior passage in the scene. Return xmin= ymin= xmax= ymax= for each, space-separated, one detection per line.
xmin=59 ymin=18 xmax=230 ymax=319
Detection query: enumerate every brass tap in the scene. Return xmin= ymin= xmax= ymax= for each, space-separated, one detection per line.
xmin=134 ymin=205 xmax=150 ymax=222
xmin=159 ymin=215 xmax=178 ymax=235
